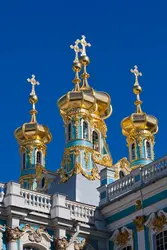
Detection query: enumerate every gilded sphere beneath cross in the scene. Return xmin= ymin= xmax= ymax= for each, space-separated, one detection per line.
xmin=29 ymin=94 xmax=38 ymax=104
xmin=72 ymin=62 xmax=82 ymax=72
xmin=79 ymin=55 xmax=90 ymax=66
xmin=133 ymin=85 xmax=142 ymax=95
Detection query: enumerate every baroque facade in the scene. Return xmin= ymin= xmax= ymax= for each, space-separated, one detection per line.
xmin=0 ymin=35 xmax=166 ymax=250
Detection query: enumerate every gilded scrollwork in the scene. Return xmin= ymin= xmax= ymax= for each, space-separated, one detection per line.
xmin=55 ymin=237 xmax=68 ymax=250
xmin=152 ymin=214 xmax=166 ymax=232
xmin=115 ymin=229 xmax=130 ymax=246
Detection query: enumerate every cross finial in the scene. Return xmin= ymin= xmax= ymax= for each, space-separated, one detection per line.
xmin=130 ymin=65 xmax=142 ymax=85
xmin=78 ymin=35 xmax=91 ymax=56
xmin=70 ymin=40 xmax=82 ymax=63
xmin=27 ymin=74 xmax=40 ymax=96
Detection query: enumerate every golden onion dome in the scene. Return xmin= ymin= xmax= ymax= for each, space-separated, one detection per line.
xmin=14 ymin=75 xmax=52 ymax=145
xmin=58 ymin=36 xmax=112 ymax=120
xmin=121 ymin=66 xmax=158 ymax=137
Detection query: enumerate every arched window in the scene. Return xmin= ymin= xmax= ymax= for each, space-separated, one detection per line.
xmin=121 ymin=247 xmax=132 ymax=250
xmin=156 ymin=231 xmax=167 ymax=250
xmin=146 ymin=141 xmax=151 ymax=158
xmin=23 ymin=153 xmax=26 ymax=169
xmin=131 ymin=143 xmax=136 ymax=160
xmin=92 ymin=131 xmax=99 ymax=151
xmin=41 ymin=177 xmax=45 ymax=188
xmin=36 ymin=151 xmax=42 ymax=164
xmin=83 ymin=121 xmax=89 ymax=139
xmin=119 ymin=171 xmax=125 ymax=179
xmin=68 ymin=123 xmax=72 ymax=141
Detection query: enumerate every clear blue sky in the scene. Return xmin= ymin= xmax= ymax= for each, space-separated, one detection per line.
xmin=0 ymin=0 xmax=166 ymax=182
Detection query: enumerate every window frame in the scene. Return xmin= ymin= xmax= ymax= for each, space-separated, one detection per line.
xmin=92 ymin=130 xmax=100 ymax=152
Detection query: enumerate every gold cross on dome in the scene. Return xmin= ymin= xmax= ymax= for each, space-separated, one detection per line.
xmin=70 ymin=40 xmax=82 ymax=63
xmin=78 ymin=35 xmax=91 ymax=56
xmin=27 ymin=74 xmax=40 ymax=95
xmin=130 ymin=65 xmax=142 ymax=85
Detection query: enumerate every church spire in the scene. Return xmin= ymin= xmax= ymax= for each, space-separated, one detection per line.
xmin=70 ymin=40 xmax=82 ymax=91
xmin=14 ymin=74 xmax=52 ymax=191
xmin=79 ymin=35 xmax=91 ymax=89
xmin=130 ymin=65 xmax=143 ymax=113
xmin=121 ymin=66 xmax=158 ymax=169
xmin=27 ymin=74 xmax=40 ymax=123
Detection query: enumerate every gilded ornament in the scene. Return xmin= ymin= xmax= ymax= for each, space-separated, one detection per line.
xmin=84 ymin=149 xmax=89 ymax=168
xmin=133 ymin=216 xmax=145 ymax=231
xmin=55 ymin=237 xmax=68 ymax=250
xmin=115 ymin=229 xmax=130 ymax=246
xmin=135 ymin=200 xmax=142 ymax=210
xmin=74 ymin=239 xmax=86 ymax=250
xmin=152 ymin=214 xmax=166 ymax=232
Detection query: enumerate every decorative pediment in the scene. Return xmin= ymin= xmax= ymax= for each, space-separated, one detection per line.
xmin=145 ymin=210 xmax=167 ymax=232
xmin=22 ymin=224 xmax=53 ymax=243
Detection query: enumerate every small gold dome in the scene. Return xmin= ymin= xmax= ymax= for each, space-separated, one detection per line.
xmin=14 ymin=122 xmax=52 ymax=145
xmin=57 ymin=87 xmax=112 ymax=119
xmin=121 ymin=113 xmax=158 ymax=137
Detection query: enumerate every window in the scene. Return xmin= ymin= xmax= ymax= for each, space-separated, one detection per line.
xmin=83 ymin=121 xmax=89 ymax=139
xmin=36 ymin=151 xmax=42 ymax=164
xmin=23 ymin=153 xmax=26 ymax=169
xmin=92 ymin=131 xmax=99 ymax=151
xmin=121 ymin=247 xmax=132 ymax=250
xmin=68 ymin=123 xmax=72 ymax=141
xmin=156 ymin=231 xmax=167 ymax=250
xmin=131 ymin=143 xmax=136 ymax=160
xmin=146 ymin=141 xmax=151 ymax=158
xmin=119 ymin=171 xmax=125 ymax=179
xmin=41 ymin=177 xmax=45 ymax=188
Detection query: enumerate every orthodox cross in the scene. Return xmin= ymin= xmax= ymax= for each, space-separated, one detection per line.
xmin=78 ymin=35 xmax=91 ymax=56
xmin=27 ymin=74 xmax=40 ymax=95
xmin=70 ymin=40 xmax=82 ymax=63
xmin=130 ymin=65 xmax=142 ymax=85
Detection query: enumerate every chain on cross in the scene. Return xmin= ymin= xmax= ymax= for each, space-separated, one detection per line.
xmin=27 ymin=74 xmax=40 ymax=95
xmin=130 ymin=65 xmax=142 ymax=85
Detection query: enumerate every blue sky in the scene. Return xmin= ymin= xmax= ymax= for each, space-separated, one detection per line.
xmin=0 ymin=0 xmax=167 ymax=182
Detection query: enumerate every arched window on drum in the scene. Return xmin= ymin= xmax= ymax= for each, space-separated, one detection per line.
xmin=119 ymin=171 xmax=125 ymax=179
xmin=68 ymin=123 xmax=72 ymax=141
xmin=131 ymin=143 xmax=136 ymax=161
xmin=92 ymin=131 xmax=99 ymax=151
xmin=146 ymin=140 xmax=151 ymax=158
xmin=36 ymin=151 xmax=42 ymax=165
xmin=22 ymin=152 xmax=26 ymax=169
xmin=83 ymin=121 xmax=89 ymax=140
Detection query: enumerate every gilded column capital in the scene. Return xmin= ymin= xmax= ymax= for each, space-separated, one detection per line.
xmin=133 ymin=216 xmax=145 ymax=232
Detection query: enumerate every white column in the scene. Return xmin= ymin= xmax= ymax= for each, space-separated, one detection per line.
xmin=137 ymin=230 xmax=146 ymax=250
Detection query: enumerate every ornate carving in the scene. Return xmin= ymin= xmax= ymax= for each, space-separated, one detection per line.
xmin=6 ymin=227 xmax=23 ymax=242
xmin=134 ymin=216 xmax=145 ymax=231
xmin=135 ymin=199 xmax=142 ymax=210
xmin=115 ymin=229 xmax=130 ymax=246
xmin=74 ymin=239 xmax=86 ymax=250
xmin=93 ymin=152 xmax=112 ymax=167
xmin=55 ymin=237 xmax=68 ymax=250
xmin=152 ymin=214 xmax=166 ymax=232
